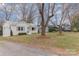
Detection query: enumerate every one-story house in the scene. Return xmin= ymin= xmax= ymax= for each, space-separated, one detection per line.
xmin=2 ymin=20 xmax=38 ymax=37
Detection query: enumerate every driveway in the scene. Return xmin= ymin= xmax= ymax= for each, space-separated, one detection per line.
xmin=0 ymin=41 xmax=57 ymax=56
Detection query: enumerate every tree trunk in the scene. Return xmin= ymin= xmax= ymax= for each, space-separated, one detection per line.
xmin=41 ymin=26 xmax=46 ymax=36
xmin=40 ymin=3 xmax=46 ymax=36
xmin=41 ymin=15 xmax=46 ymax=36
xmin=71 ymin=25 xmax=73 ymax=31
xmin=59 ymin=25 xmax=62 ymax=35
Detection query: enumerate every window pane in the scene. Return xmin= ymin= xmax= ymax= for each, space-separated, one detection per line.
xmin=18 ymin=27 xmax=20 ymax=31
xmin=21 ymin=27 xmax=23 ymax=31
xmin=32 ymin=27 xmax=35 ymax=30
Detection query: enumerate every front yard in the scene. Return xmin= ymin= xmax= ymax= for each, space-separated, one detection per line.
xmin=1 ymin=32 xmax=79 ymax=55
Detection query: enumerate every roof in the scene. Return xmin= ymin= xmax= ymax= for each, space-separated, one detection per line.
xmin=3 ymin=20 xmax=34 ymax=27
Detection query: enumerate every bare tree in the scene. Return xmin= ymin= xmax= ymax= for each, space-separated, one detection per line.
xmin=58 ymin=3 xmax=71 ymax=35
xmin=67 ymin=4 xmax=79 ymax=31
xmin=26 ymin=4 xmax=38 ymax=23
xmin=50 ymin=14 xmax=58 ymax=27
xmin=0 ymin=3 xmax=16 ymax=21
xmin=18 ymin=3 xmax=28 ymax=21
xmin=18 ymin=3 xmax=37 ymax=23
xmin=37 ymin=3 xmax=55 ymax=36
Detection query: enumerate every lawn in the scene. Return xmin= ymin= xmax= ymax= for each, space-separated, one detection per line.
xmin=1 ymin=32 xmax=79 ymax=55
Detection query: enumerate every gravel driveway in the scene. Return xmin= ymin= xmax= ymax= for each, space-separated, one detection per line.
xmin=0 ymin=41 xmax=57 ymax=56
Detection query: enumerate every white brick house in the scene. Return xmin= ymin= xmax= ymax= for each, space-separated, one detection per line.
xmin=3 ymin=20 xmax=38 ymax=37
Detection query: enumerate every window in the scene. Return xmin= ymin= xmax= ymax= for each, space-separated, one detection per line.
xmin=18 ymin=27 xmax=24 ymax=31
xmin=32 ymin=27 xmax=35 ymax=31
xmin=21 ymin=27 xmax=24 ymax=31
xmin=18 ymin=27 xmax=20 ymax=31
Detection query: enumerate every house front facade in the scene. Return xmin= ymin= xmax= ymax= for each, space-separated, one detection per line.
xmin=3 ymin=20 xmax=38 ymax=37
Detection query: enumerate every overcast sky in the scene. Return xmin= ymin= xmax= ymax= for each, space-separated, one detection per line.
xmin=0 ymin=3 xmax=79 ymax=26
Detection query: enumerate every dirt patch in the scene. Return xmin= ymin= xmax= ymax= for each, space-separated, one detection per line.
xmin=26 ymin=44 xmax=69 ymax=56
xmin=49 ymin=47 xmax=70 ymax=56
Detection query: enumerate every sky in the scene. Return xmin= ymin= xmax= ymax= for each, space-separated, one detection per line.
xmin=0 ymin=3 xmax=78 ymax=26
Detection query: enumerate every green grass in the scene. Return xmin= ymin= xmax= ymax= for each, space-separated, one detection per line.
xmin=1 ymin=32 xmax=79 ymax=54
xmin=48 ymin=32 xmax=79 ymax=49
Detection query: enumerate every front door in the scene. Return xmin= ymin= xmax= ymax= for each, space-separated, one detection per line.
xmin=0 ymin=26 xmax=3 ymax=36
xmin=10 ymin=30 xmax=13 ymax=36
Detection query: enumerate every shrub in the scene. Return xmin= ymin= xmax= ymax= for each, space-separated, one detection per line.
xmin=18 ymin=33 xmax=26 ymax=35
xmin=48 ymin=27 xmax=58 ymax=32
